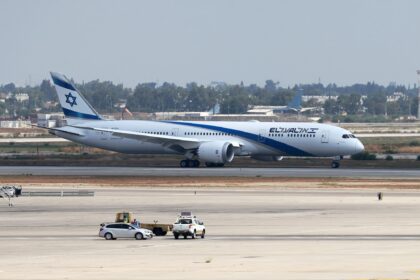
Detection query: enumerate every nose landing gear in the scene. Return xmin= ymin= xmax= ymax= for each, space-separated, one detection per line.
xmin=331 ymin=161 xmax=340 ymax=168
xmin=331 ymin=156 xmax=343 ymax=168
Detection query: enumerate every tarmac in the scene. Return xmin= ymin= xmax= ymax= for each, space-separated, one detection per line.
xmin=1 ymin=186 xmax=420 ymax=279
xmin=1 ymin=165 xmax=420 ymax=178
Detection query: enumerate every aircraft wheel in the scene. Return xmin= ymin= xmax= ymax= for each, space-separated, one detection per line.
xmin=180 ymin=160 xmax=188 ymax=168
xmin=331 ymin=161 xmax=340 ymax=168
xmin=192 ymin=160 xmax=200 ymax=167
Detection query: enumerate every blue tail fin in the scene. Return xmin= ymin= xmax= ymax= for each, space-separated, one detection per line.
xmin=50 ymin=72 xmax=102 ymax=123
xmin=288 ymin=88 xmax=302 ymax=109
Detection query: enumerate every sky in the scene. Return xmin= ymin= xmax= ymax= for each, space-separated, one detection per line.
xmin=1 ymin=0 xmax=420 ymax=88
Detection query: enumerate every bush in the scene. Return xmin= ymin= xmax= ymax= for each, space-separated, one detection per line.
xmin=385 ymin=155 xmax=393 ymax=161
xmin=351 ymin=151 xmax=377 ymax=160
xmin=409 ymin=140 xmax=420 ymax=147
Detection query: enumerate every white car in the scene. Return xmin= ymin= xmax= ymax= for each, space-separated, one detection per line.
xmin=172 ymin=213 xmax=205 ymax=239
xmin=99 ymin=223 xmax=153 ymax=240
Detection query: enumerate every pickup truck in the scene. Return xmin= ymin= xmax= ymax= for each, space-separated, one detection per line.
xmin=172 ymin=212 xmax=205 ymax=239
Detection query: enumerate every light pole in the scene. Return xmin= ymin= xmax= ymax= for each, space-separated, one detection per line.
xmin=417 ymin=70 xmax=420 ymax=119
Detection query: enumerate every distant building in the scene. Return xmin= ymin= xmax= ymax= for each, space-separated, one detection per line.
xmin=0 ymin=92 xmax=13 ymax=99
xmin=246 ymin=108 xmax=274 ymax=116
xmin=15 ymin=93 xmax=29 ymax=102
xmin=301 ymin=95 xmax=338 ymax=104
xmin=37 ymin=113 xmax=66 ymax=128
xmin=387 ymin=92 xmax=407 ymax=102
xmin=0 ymin=120 xmax=31 ymax=128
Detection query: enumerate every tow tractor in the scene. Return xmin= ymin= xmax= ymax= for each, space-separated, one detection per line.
xmin=113 ymin=212 xmax=173 ymax=236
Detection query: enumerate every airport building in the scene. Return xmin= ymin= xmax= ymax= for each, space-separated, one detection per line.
xmin=37 ymin=113 xmax=66 ymax=128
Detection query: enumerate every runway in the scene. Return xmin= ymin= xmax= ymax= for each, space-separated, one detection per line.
xmin=2 ymin=187 xmax=420 ymax=279
xmin=1 ymin=234 xmax=420 ymax=241
xmin=1 ymin=165 xmax=420 ymax=178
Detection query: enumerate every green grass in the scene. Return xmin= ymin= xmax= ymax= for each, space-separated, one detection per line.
xmin=0 ymin=142 xmax=80 ymax=153
xmin=361 ymin=137 xmax=420 ymax=146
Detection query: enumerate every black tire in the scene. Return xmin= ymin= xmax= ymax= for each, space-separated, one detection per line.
xmin=331 ymin=161 xmax=340 ymax=168
xmin=192 ymin=230 xmax=196 ymax=239
xmin=104 ymin=233 xmax=113 ymax=240
xmin=135 ymin=232 xmax=144 ymax=240
xmin=205 ymin=162 xmax=215 ymax=167
xmin=201 ymin=230 xmax=205 ymax=239
xmin=153 ymin=227 xmax=164 ymax=236
xmin=174 ymin=233 xmax=179 ymax=239
xmin=180 ymin=160 xmax=188 ymax=168
xmin=193 ymin=160 xmax=200 ymax=167
xmin=183 ymin=234 xmax=187 ymax=239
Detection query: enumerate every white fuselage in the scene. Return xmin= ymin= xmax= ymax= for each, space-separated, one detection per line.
xmin=54 ymin=120 xmax=364 ymax=158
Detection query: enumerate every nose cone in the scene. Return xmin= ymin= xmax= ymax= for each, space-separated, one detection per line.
xmin=354 ymin=140 xmax=364 ymax=154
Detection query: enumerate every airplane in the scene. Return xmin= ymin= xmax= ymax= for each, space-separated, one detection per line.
xmin=48 ymin=72 xmax=364 ymax=169
xmin=271 ymin=89 xmax=319 ymax=114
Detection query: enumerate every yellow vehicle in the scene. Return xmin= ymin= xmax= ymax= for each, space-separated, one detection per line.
xmin=114 ymin=212 xmax=173 ymax=236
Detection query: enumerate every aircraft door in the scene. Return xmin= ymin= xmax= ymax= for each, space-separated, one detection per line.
xmin=258 ymin=129 xmax=266 ymax=142
xmin=171 ymin=128 xmax=179 ymax=137
xmin=321 ymin=130 xmax=329 ymax=143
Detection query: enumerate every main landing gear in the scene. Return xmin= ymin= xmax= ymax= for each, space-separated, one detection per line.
xmin=205 ymin=162 xmax=225 ymax=168
xmin=180 ymin=159 xmax=200 ymax=168
xmin=330 ymin=156 xmax=343 ymax=169
xmin=179 ymin=160 xmax=225 ymax=168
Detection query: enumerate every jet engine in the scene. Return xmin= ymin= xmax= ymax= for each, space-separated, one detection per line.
xmin=198 ymin=141 xmax=235 ymax=164
xmin=251 ymin=155 xmax=283 ymax=162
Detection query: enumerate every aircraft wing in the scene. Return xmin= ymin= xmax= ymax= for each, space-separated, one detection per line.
xmin=73 ymin=126 xmax=242 ymax=152
xmin=78 ymin=127 xmax=202 ymax=151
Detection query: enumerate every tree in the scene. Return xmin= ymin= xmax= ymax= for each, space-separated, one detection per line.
xmin=3 ymin=83 xmax=16 ymax=93
xmin=338 ymin=93 xmax=362 ymax=115
xmin=364 ymin=93 xmax=387 ymax=115
xmin=324 ymin=99 xmax=339 ymax=115
xmin=40 ymin=80 xmax=56 ymax=101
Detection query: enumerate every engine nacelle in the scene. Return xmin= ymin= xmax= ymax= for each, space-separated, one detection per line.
xmin=251 ymin=155 xmax=283 ymax=162
xmin=198 ymin=141 xmax=235 ymax=164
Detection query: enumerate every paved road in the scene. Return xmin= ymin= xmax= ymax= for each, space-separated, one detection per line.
xmin=1 ymin=166 xmax=420 ymax=178
xmin=1 ymin=234 xmax=420 ymax=241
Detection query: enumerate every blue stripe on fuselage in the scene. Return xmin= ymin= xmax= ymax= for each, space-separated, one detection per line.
xmin=165 ymin=121 xmax=314 ymax=157
xmin=62 ymin=108 xmax=101 ymax=120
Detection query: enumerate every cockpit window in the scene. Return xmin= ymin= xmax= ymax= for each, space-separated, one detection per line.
xmin=343 ymin=134 xmax=357 ymax=139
